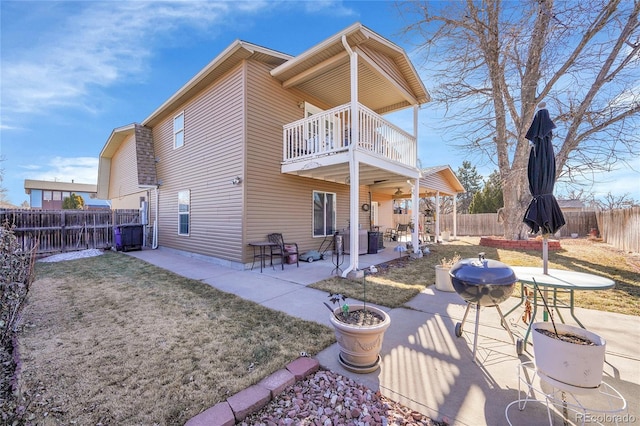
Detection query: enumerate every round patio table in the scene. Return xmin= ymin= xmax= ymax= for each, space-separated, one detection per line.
xmin=506 ymin=266 xmax=615 ymax=354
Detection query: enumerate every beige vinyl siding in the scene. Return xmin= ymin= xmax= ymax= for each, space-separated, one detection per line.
xmin=109 ymin=133 xmax=141 ymax=200
xmin=358 ymin=45 xmax=412 ymax=99
xmin=245 ymin=61 xmax=377 ymax=260
xmin=421 ymin=173 xmax=456 ymax=196
xmin=110 ymin=191 xmax=147 ymax=210
xmin=372 ymin=193 xmax=395 ymax=232
xmin=153 ymin=63 xmax=245 ymax=262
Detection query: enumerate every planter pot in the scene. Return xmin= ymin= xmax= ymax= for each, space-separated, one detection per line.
xmin=435 ymin=265 xmax=455 ymax=292
xmin=532 ymin=322 xmax=606 ymax=390
xmin=330 ymin=304 xmax=391 ymax=373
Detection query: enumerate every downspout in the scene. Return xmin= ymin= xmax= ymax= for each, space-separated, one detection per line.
xmin=152 ymin=185 xmax=159 ymax=249
xmin=342 ymin=34 xmax=359 ymax=277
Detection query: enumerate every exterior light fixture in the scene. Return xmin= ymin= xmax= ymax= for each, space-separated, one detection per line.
xmin=231 ymin=176 xmax=242 ymax=185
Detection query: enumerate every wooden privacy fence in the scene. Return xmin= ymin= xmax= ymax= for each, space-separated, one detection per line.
xmin=1 ymin=209 xmax=141 ymax=255
xmin=597 ymin=207 xmax=640 ymax=254
xmin=439 ymin=211 xmax=599 ymax=238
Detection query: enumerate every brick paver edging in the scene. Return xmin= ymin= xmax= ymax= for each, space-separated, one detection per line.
xmin=185 ymin=357 xmax=320 ymax=426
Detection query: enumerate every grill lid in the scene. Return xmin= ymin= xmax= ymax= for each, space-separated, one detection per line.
xmin=449 ymin=253 xmax=516 ymax=286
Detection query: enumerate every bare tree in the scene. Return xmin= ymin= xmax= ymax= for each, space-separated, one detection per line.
xmin=596 ymin=192 xmax=638 ymax=209
xmin=401 ymin=0 xmax=640 ymax=238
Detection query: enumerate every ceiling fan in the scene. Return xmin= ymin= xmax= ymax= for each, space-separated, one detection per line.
xmin=394 ymin=188 xmax=403 ymax=196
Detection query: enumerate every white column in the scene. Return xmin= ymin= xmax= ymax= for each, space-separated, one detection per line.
xmin=342 ymin=36 xmax=360 ymax=277
xmin=412 ymin=179 xmax=419 ymax=252
xmin=413 ymin=105 xmax=419 ymax=168
xmin=435 ymin=191 xmax=441 ymax=242
xmin=452 ymin=194 xmax=457 ymax=239
xmin=413 ymin=105 xmax=419 ymax=250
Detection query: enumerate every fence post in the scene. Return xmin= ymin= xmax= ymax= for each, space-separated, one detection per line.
xmin=61 ymin=210 xmax=66 ymax=253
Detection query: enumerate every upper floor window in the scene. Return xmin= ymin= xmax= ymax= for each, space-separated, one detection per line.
xmin=178 ymin=190 xmax=190 ymax=235
xmin=313 ymin=191 xmax=336 ymax=237
xmin=174 ymin=112 xmax=185 ymax=149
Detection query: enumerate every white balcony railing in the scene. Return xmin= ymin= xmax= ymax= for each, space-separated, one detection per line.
xmin=283 ymin=103 xmax=416 ymax=168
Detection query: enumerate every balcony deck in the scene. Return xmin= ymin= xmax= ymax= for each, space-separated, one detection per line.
xmin=281 ymin=103 xmax=417 ymax=181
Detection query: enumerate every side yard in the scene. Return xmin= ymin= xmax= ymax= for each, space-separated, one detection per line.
xmin=14 ymin=253 xmax=335 ymax=425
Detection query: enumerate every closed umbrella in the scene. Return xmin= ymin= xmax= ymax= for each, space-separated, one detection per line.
xmin=523 ymin=106 xmax=565 ymax=275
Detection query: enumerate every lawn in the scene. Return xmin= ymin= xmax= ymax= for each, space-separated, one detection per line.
xmin=14 ymin=237 xmax=638 ymax=425
xmin=311 ymin=238 xmax=640 ymax=316
xmin=17 ymin=253 xmax=335 ymax=425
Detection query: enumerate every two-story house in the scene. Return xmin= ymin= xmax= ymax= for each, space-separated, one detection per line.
xmin=97 ymin=22 xmax=454 ymax=275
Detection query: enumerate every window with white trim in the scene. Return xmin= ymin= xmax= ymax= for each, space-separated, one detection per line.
xmin=178 ymin=190 xmax=190 ymax=235
xmin=174 ymin=112 xmax=184 ymax=149
xmin=313 ymin=191 xmax=336 ymax=237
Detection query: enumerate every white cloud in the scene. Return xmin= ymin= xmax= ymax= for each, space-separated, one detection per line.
xmin=0 ymin=2 xmax=263 ymax=123
xmin=24 ymin=156 xmax=99 ymax=185
xmin=303 ymin=0 xmax=356 ymax=16
xmin=1 ymin=1 xmax=356 ymax=129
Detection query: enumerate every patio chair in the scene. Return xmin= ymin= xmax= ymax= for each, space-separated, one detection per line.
xmin=383 ymin=227 xmax=394 ymax=242
xmin=396 ymin=223 xmax=410 ymax=242
xmin=267 ymin=233 xmax=299 ymax=269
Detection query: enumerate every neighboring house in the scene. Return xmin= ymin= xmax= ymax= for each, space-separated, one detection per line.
xmin=98 ymin=23 xmax=461 ymax=274
xmin=0 ymin=201 xmax=19 ymax=209
xmin=557 ymin=199 xmax=589 ymax=212
xmin=24 ymin=179 xmax=111 ymax=210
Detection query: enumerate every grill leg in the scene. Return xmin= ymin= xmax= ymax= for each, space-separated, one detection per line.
xmin=472 ymin=303 xmax=481 ymax=364
xmin=495 ymin=304 xmax=515 ymax=344
xmin=459 ymin=303 xmax=472 ymax=331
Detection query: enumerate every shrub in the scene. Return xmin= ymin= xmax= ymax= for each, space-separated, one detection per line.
xmin=0 ymin=221 xmax=37 ymax=424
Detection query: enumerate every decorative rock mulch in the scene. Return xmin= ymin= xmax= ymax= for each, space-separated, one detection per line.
xmin=241 ymin=368 xmax=447 ymax=426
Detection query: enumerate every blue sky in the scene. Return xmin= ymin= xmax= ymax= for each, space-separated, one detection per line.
xmin=1 ymin=1 xmax=638 ymax=206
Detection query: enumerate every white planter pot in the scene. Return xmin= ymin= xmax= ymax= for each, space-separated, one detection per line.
xmin=330 ymin=304 xmax=391 ymax=373
xmin=435 ymin=265 xmax=455 ymax=292
xmin=532 ymin=322 xmax=606 ymax=390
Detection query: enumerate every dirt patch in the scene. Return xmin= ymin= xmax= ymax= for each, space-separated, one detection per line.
xmin=374 ymin=256 xmax=413 ymax=274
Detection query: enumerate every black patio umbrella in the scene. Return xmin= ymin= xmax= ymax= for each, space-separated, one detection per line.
xmin=523 ymin=107 xmax=565 ymax=274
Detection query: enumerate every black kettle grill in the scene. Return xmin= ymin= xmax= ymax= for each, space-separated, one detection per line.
xmin=450 ymin=253 xmax=517 ymax=363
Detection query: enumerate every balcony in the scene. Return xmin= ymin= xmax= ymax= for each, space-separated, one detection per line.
xmin=282 ymin=103 xmax=416 ymax=173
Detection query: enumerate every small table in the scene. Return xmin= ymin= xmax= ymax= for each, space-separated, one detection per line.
xmin=505 ymin=362 xmax=626 ymax=425
xmin=507 ymin=267 xmax=615 ymax=352
xmin=248 ymin=241 xmax=277 ymax=273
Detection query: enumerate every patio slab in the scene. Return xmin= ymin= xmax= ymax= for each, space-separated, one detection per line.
xmin=128 ymin=246 xmax=639 ymax=425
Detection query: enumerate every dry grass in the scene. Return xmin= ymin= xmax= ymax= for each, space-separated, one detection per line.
xmin=15 ymin=238 xmax=638 ymax=425
xmin=18 ymin=252 xmax=335 ymax=425
xmin=311 ymin=237 xmax=640 ymax=316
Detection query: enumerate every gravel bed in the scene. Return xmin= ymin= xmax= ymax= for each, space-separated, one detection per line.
xmin=241 ymin=369 xmax=447 ymax=426
xmin=38 ymin=248 xmax=105 ymax=263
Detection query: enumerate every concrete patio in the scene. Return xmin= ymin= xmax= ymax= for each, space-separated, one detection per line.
xmin=126 ymin=245 xmax=639 ymax=425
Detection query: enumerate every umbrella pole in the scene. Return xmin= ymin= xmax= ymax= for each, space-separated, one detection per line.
xmin=543 ymin=235 xmax=549 ymax=321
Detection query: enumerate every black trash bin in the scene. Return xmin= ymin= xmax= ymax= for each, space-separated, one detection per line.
xmin=114 ymin=224 xmax=143 ymax=252
xmin=368 ymin=231 xmax=380 ymax=254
